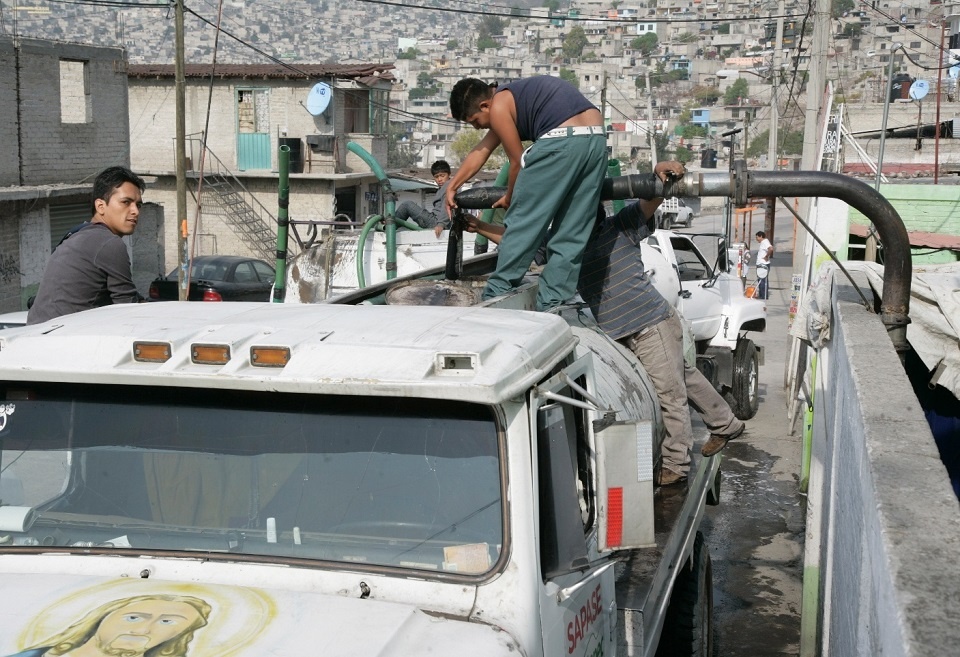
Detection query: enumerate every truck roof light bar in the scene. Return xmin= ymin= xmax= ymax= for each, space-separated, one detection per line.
xmin=251 ymin=346 xmax=291 ymax=367
xmin=133 ymin=341 xmax=172 ymax=363
xmin=192 ymin=344 xmax=231 ymax=365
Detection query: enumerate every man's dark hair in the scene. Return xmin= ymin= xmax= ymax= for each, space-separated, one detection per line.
xmin=430 ymin=160 xmax=452 ymax=176
xmin=91 ymin=166 xmax=146 ymax=215
xmin=756 ymin=230 xmax=766 ymax=239
xmin=450 ymin=78 xmax=496 ymax=121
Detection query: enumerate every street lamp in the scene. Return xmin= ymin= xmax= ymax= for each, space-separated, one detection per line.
xmin=717 ymin=68 xmax=779 ymax=171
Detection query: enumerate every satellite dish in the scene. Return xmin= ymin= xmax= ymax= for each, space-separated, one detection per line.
xmin=909 ymin=79 xmax=930 ymax=101
xmin=306 ymin=82 xmax=332 ymax=116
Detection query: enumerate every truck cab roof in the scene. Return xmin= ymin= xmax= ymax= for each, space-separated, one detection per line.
xmin=0 ymin=302 xmax=577 ymax=405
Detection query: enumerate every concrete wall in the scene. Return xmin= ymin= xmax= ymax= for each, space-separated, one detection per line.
xmin=809 ymin=277 xmax=960 ymax=656
xmin=144 ymin=175 xmax=344 ymax=271
xmin=128 ymin=77 xmax=391 ymax=175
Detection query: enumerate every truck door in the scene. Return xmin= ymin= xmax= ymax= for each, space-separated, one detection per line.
xmin=655 ymin=233 xmax=724 ymax=342
xmin=532 ymin=355 xmax=617 ymax=657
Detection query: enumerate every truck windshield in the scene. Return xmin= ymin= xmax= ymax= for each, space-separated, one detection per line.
xmin=0 ymin=384 xmax=503 ymax=576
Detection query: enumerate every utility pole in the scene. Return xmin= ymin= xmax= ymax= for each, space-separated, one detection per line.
xmin=645 ymin=69 xmax=657 ymax=169
xmin=600 ymin=70 xmax=607 ymax=130
xmin=175 ymin=0 xmax=188 ymax=301
xmin=765 ymin=0 xmax=785 ymax=238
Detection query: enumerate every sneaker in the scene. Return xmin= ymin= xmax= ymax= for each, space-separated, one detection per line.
xmin=701 ymin=424 xmax=746 ymax=457
xmin=656 ymin=468 xmax=686 ymax=487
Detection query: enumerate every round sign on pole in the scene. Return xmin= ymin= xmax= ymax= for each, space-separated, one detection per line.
xmin=306 ymin=82 xmax=332 ymax=116
xmin=909 ymin=79 xmax=930 ymax=101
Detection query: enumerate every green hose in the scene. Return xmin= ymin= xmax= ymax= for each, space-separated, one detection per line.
xmin=346 ymin=141 xmax=422 ymax=283
xmin=355 ymin=214 xmax=382 ymax=289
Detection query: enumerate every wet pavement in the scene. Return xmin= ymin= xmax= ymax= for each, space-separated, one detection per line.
xmin=688 ymin=208 xmax=805 ymax=655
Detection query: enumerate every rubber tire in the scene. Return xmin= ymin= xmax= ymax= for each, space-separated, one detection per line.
xmin=656 ymin=531 xmax=714 ymax=657
xmin=725 ymin=338 xmax=760 ymax=420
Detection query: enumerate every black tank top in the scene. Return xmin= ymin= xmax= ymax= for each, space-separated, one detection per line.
xmin=498 ymin=76 xmax=596 ymax=141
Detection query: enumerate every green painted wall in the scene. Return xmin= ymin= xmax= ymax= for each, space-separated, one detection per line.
xmin=849 ymin=183 xmax=960 ymax=264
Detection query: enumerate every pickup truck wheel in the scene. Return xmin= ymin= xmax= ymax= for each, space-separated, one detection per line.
xmin=725 ymin=339 xmax=760 ymax=420
xmin=656 ymin=531 xmax=713 ymax=657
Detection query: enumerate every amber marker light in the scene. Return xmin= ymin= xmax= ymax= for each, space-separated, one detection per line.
xmin=133 ymin=341 xmax=172 ymax=363
xmin=250 ymin=346 xmax=291 ymax=367
xmin=191 ymin=343 xmax=231 ymax=365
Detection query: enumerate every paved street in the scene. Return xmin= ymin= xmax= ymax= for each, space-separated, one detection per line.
xmin=685 ymin=204 xmax=806 ymax=655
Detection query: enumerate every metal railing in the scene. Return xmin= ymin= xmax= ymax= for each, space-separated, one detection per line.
xmin=182 ymin=136 xmax=277 ymax=262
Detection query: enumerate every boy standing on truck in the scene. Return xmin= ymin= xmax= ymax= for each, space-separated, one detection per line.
xmin=464 ymin=162 xmax=746 ymax=484
xmin=445 ymin=76 xmax=607 ymax=311
xmin=27 ymin=167 xmax=145 ymax=325
xmin=394 ymin=160 xmax=454 ymax=237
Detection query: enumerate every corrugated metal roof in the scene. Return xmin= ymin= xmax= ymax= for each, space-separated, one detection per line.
xmin=128 ymin=63 xmax=395 ymax=85
xmin=849 ymin=223 xmax=960 ymax=249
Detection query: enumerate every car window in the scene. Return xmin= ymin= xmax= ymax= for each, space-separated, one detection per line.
xmin=197 ymin=262 xmax=228 ymax=281
xmin=252 ymin=261 xmax=276 ymax=282
xmin=233 ymin=262 xmax=257 ymax=283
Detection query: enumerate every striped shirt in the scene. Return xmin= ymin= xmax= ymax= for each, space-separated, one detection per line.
xmin=578 ymin=203 xmax=672 ymax=340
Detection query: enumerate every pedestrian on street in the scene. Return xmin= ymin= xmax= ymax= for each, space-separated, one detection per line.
xmin=464 ymin=161 xmax=746 ymax=485
xmin=755 ymin=230 xmax=774 ymax=299
xmin=393 ymin=160 xmax=455 ymax=237
xmin=27 ymin=166 xmax=145 ymax=325
xmin=445 ymin=75 xmax=607 ymax=311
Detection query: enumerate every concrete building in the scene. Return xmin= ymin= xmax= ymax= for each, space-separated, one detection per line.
xmin=127 ymin=63 xmax=395 ymax=270
xmin=0 ymin=36 xmax=162 ymax=310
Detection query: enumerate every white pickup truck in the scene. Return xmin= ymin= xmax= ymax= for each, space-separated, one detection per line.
xmin=653 ymin=198 xmax=695 ymax=229
xmin=640 ymin=229 xmax=766 ymax=419
xmin=0 ymin=277 xmax=721 ymax=656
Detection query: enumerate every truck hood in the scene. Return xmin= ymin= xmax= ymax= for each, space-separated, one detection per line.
xmin=0 ymin=571 xmax=519 ymax=656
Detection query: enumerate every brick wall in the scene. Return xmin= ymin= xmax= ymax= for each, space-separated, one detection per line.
xmin=0 ymin=38 xmax=19 ymax=186
xmin=0 ymin=205 xmax=23 ymax=312
xmin=16 ymin=38 xmax=129 ymax=186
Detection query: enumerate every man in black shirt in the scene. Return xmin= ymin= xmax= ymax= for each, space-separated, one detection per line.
xmin=27 ymin=167 xmax=146 ymax=325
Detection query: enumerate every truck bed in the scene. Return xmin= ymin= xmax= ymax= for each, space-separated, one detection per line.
xmin=614 ymin=452 xmax=720 ymax=656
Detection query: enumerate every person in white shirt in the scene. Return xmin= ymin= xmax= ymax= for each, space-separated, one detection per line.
xmin=755 ymin=231 xmax=773 ymax=299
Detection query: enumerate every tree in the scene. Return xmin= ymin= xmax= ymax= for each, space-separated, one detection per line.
xmin=451 ymin=130 xmax=508 ymax=170
xmin=746 ymin=128 xmax=804 ymax=158
xmin=629 ymin=32 xmax=658 ymax=55
xmin=562 ymin=26 xmax=588 ymax=58
xmin=675 ymin=146 xmax=693 ymax=164
xmin=723 ymin=78 xmax=749 ymax=105
xmin=386 ymin=124 xmax=419 ymax=169
xmin=543 ymin=0 xmax=560 ymax=11
xmin=559 ymin=68 xmax=579 ymax=88
xmin=446 ymin=39 xmax=459 ymax=50
xmin=692 ymin=85 xmax=721 ymax=105
xmin=397 ymin=47 xmax=418 ymax=60
xmin=478 ymin=15 xmax=505 ymax=39
xmin=832 ymin=0 xmax=854 ymax=18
